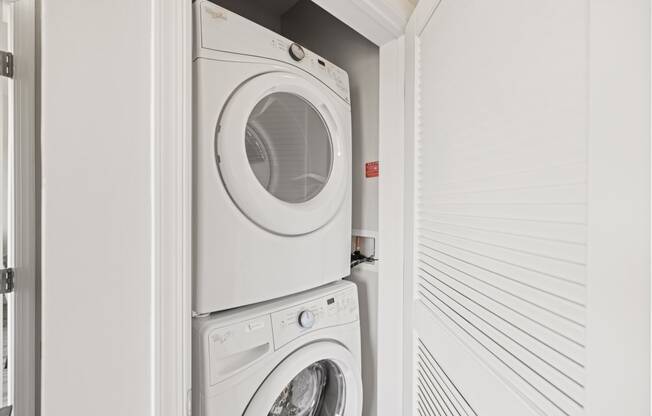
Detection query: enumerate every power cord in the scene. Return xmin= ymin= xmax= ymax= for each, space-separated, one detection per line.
xmin=350 ymin=250 xmax=378 ymax=269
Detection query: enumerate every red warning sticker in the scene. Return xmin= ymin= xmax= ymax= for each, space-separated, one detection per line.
xmin=365 ymin=161 xmax=379 ymax=178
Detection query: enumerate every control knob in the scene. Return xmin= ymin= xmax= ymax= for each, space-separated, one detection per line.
xmin=298 ymin=310 xmax=315 ymax=329
xmin=289 ymin=43 xmax=305 ymax=61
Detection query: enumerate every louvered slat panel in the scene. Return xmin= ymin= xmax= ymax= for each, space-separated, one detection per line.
xmin=420 ymin=220 xmax=585 ymax=264
xmin=418 ymin=245 xmax=586 ymax=330
xmin=417 ymin=237 xmax=586 ymax=305
xmin=420 ymin=183 xmax=586 ymax=206
xmin=421 ymin=163 xmax=586 ymax=195
xmin=416 ymin=338 xmax=479 ymax=416
xmin=414 ymin=164 xmax=588 ymax=416
xmin=414 ymin=169 xmax=588 ymax=416
xmin=419 ymin=212 xmax=587 ymax=245
xmin=408 ymin=0 xmax=589 ymax=415
xmin=417 ymin=255 xmax=585 ymax=364
xmin=418 ymin=277 xmax=585 ymax=392
xmin=419 ymin=231 xmax=586 ymax=285
xmin=419 ymin=202 xmax=586 ymax=224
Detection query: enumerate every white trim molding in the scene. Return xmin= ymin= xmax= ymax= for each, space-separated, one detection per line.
xmin=312 ymin=0 xmax=414 ymax=46
xmin=586 ymin=0 xmax=650 ymax=414
xmin=150 ymin=0 xmax=192 ymax=415
xmin=377 ymin=36 xmax=405 ymax=416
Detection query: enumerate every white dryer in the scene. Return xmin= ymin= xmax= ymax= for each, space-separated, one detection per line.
xmin=193 ymin=281 xmax=363 ymax=416
xmin=193 ymin=1 xmax=352 ymax=314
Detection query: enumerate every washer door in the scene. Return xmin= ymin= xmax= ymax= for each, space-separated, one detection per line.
xmin=244 ymin=342 xmax=362 ymax=416
xmin=217 ymin=71 xmax=348 ymax=236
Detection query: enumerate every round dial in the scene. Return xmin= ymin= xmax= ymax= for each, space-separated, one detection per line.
xmin=298 ymin=310 xmax=316 ymax=329
xmin=289 ymin=43 xmax=305 ymax=61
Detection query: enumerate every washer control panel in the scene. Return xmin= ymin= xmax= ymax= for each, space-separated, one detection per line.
xmin=271 ymin=286 xmax=359 ymax=349
xmin=207 ymin=315 xmax=273 ymax=386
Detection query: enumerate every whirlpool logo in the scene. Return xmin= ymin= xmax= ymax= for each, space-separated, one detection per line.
xmin=204 ymin=5 xmax=228 ymax=21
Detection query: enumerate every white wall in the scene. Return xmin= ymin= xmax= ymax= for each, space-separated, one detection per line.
xmin=282 ymin=3 xmax=381 ymax=415
xmin=40 ymin=1 xmax=154 ymax=415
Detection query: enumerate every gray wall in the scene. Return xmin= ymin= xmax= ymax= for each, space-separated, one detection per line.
xmin=207 ymin=0 xmax=298 ymax=32
xmin=282 ymin=4 xmax=380 ymax=416
xmin=206 ymin=0 xmax=281 ymax=31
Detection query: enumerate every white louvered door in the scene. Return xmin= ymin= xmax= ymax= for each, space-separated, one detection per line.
xmin=403 ymin=1 xmax=598 ymax=415
xmin=402 ymin=0 xmax=650 ymax=415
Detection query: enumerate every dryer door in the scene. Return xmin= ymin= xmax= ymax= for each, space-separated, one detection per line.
xmin=244 ymin=342 xmax=362 ymax=416
xmin=217 ymin=71 xmax=349 ymax=236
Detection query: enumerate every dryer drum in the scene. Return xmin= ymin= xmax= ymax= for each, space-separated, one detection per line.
xmin=268 ymin=360 xmax=346 ymax=416
xmin=244 ymin=91 xmax=334 ymax=205
xmin=244 ymin=125 xmax=272 ymax=189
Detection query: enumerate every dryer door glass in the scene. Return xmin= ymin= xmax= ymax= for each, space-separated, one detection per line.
xmin=268 ymin=360 xmax=345 ymax=416
xmin=246 ymin=92 xmax=333 ymax=204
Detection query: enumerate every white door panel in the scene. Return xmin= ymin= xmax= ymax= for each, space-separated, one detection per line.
xmin=404 ymin=0 xmax=590 ymax=415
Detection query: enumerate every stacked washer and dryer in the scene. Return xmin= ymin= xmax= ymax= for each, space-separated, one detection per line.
xmin=192 ymin=1 xmax=362 ymax=415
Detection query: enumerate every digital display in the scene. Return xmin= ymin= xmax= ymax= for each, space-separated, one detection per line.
xmin=327 ymin=298 xmax=335 ymax=305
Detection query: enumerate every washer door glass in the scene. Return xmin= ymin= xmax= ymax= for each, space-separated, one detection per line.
xmin=246 ymin=92 xmax=333 ymax=204
xmin=268 ymin=360 xmax=346 ymax=416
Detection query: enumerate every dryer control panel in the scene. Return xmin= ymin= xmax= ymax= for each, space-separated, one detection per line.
xmin=271 ymin=286 xmax=359 ymax=349
xmin=269 ymin=37 xmax=350 ymax=101
xmin=195 ymin=0 xmax=351 ymax=104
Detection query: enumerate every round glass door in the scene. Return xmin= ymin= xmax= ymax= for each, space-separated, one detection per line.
xmin=244 ymin=342 xmax=361 ymax=416
xmin=217 ymin=72 xmax=348 ymax=235
xmin=246 ymin=92 xmax=333 ymax=204
xmin=268 ymin=360 xmax=345 ymax=416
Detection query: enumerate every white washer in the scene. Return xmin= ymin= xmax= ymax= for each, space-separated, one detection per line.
xmin=193 ymin=281 xmax=363 ymax=416
xmin=193 ymin=1 xmax=352 ymax=314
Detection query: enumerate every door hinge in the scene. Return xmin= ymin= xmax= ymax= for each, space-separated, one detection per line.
xmin=0 ymin=268 xmax=14 ymax=294
xmin=0 ymin=51 xmax=13 ymax=79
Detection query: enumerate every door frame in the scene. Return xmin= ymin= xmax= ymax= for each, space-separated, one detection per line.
xmin=160 ymin=0 xmax=651 ymax=415
xmin=585 ymin=1 xmax=650 ymax=414
xmin=161 ymin=1 xmax=409 ymax=415
xmin=13 ymin=0 xmax=37 ymax=414
xmin=152 ymin=1 xmax=192 ymax=416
